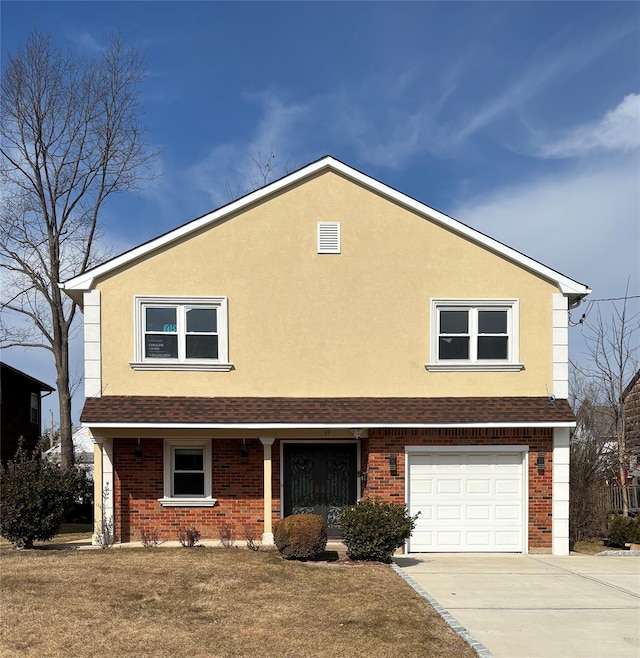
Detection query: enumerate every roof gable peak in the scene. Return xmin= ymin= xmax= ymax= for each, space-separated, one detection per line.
xmin=60 ymin=155 xmax=590 ymax=303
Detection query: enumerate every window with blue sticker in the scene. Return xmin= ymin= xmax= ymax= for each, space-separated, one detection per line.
xmin=133 ymin=297 xmax=230 ymax=370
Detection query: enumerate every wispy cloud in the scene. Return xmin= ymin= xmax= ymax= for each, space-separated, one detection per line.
xmin=187 ymin=93 xmax=309 ymax=208
xmin=64 ymin=29 xmax=105 ymax=53
xmin=536 ymin=93 xmax=640 ymax=158
xmin=452 ymin=155 xmax=640 ymax=298
xmin=454 ymin=21 xmax=636 ymax=144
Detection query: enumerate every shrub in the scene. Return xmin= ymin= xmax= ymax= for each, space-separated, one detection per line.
xmin=339 ymin=498 xmax=419 ymax=563
xmin=243 ymin=523 xmax=261 ymax=551
xmin=607 ymin=515 xmax=640 ymax=547
xmin=274 ymin=514 xmax=327 ymax=559
xmin=219 ymin=523 xmax=235 ymax=548
xmin=178 ymin=525 xmax=201 ymax=547
xmin=140 ymin=527 xmax=161 ymax=548
xmin=0 ymin=442 xmax=76 ymax=548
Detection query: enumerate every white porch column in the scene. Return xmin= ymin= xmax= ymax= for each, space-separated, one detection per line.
xmin=92 ymin=437 xmax=103 ymax=544
xmin=552 ymin=427 xmax=571 ymax=556
xmin=92 ymin=436 xmax=114 ymax=546
xmin=260 ymin=437 xmax=276 ymax=545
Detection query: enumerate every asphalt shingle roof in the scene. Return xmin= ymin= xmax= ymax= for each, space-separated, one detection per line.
xmin=80 ymin=396 xmax=575 ymax=425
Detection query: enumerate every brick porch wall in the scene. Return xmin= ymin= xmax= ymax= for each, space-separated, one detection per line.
xmin=113 ymin=428 xmax=553 ymax=549
xmin=113 ymin=438 xmax=281 ymax=543
xmin=362 ymin=427 xmax=554 ymax=549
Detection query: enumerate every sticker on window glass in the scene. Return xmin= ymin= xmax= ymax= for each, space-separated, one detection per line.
xmin=146 ymin=307 xmax=177 ymax=332
xmin=145 ymin=334 xmax=178 ymax=358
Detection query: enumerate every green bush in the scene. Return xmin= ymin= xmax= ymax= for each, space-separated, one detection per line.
xmin=339 ymin=498 xmax=419 ymax=563
xmin=607 ymin=515 xmax=640 ymax=547
xmin=0 ymin=443 xmax=76 ymax=548
xmin=274 ymin=514 xmax=327 ymax=559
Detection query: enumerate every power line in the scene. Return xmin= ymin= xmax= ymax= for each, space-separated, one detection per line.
xmin=586 ymin=295 xmax=640 ymax=302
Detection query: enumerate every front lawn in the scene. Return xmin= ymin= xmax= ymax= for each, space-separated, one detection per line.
xmin=0 ymin=546 xmax=474 ymax=658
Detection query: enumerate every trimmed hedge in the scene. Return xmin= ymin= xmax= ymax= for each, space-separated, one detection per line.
xmin=339 ymin=498 xmax=419 ymax=563
xmin=274 ymin=514 xmax=327 ymax=559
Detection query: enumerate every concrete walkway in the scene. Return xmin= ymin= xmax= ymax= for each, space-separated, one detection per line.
xmin=393 ymin=553 xmax=640 ymax=658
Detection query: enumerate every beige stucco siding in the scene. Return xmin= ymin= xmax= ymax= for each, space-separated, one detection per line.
xmin=96 ymin=171 xmax=557 ymax=397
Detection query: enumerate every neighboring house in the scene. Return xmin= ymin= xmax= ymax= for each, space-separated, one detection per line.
xmin=622 ymin=370 xmax=640 ymax=486
xmin=61 ymin=156 xmax=591 ymax=555
xmin=0 ymin=362 xmax=54 ymax=463
xmin=44 ymin=426 xmax=95 ymax=478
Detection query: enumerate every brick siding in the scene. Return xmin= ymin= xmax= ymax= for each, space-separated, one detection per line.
xmin=113 ymin=428 xmax=553 ymax=549
xmin=113 ymin=438 xmax=280 ymax=543
xmin=362 ymin=427 xmax=553 ymax=549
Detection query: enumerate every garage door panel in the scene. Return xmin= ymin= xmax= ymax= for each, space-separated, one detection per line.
xmin=466 ymin=531 xmax=491 ymax=547
xmin=495 ymin=479 xmax=520 ymax=494
xmin=494 ymin=453 xmax=522 ymax=467
xmin=466 ymin=505 xmax=491 ymax=520
xmin=408 ymin=450 xmax=524 ymax=553
xmin=437 ymin=505 xmax=462 ymax=520
xmin=495 ymin=505 xmax=519 ymax=520
xmin=437 ymin=479 xmax=462 ymax=494
xmin=466 ymin=479 xmax=491 ymax=494
xmin=467 ymin=453 xmax=493 ymax=467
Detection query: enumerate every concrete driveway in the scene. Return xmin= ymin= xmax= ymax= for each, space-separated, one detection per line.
xmin=393 ymin=553 xmax=640 ymax=658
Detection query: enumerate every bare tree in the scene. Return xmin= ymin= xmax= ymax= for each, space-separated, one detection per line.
xmin=572 ymin=288 xmax=640 ymax=516
xmin=225 ymin=148 xmax=298 ymax=201
xmin=568 ymin=371 xmax=615 ymax=541
xmin=0 ymin=31 xmax=155 ymax=469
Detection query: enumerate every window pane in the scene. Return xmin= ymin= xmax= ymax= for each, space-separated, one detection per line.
xmin=478 ymin=310 xmax=507 ymax=334
xmin=186 ymin=335 xmax=218 ymax=359
xmin=187 ymin=308 xmax=217 ymax=333
xmin=145 ymin=334 xmax=178 ymax=358
xmin=175 ymin=448 xmax=204 ymax=471
xmin=478 ymin=336 xmax=508 ymax=359
xmin=439 ymin=336 xmax=469 ymax=359
xmin=174 ymin=473 xmax=205 ymax=496
xmin=440 ymin=310 xmax=468 ymax=334
xmin=146 ymin=307 xmax=177 ymax=332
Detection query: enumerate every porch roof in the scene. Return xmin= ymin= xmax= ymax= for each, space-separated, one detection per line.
xmin=81 ymin=396 xmax=575 ymax=428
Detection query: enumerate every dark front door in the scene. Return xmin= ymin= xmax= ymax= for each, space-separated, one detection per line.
xmin=283 ymin=443 xmax=357 ymax=538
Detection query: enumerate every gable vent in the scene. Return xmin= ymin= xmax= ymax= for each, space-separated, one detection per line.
xmin=317 ymin=222 xmax=340 ymax=254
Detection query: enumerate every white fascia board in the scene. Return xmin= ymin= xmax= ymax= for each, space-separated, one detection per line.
xmin=60 ymin=158 xmax=335 ymax=295
xmin=327 ymin=160 xmax=590 ymax=297
xmin=83 ymin=421 xmax=576 ymax=430
xmin=60 ymin=156 xmax=590 ymax=299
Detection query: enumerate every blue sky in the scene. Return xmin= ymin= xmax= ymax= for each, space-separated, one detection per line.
xmin=2 ymin=1 xmax=639 ymax=424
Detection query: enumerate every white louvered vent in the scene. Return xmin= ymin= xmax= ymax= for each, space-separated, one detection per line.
xmin=317 ymin=222 xmax=340 ymax=254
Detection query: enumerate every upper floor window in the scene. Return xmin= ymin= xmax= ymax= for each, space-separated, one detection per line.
xmin=131 ymin=296 xmax=233 ymax=372
xmin=426 ymin=299 xmax=524 ymax=372
xmin=30 ymin=392 xmax=39 ymax=424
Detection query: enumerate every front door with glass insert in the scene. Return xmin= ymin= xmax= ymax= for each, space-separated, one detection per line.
xmin=282 ymin=443 xmax=357 ymax=538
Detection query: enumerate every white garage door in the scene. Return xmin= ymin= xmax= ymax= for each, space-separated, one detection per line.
xmin=407 ymin=450 xmax=525 ymax=552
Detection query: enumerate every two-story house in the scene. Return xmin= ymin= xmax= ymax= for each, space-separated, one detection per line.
xmin=1 ymin=362 xmax=54 ymax=464
xmin=61 ymin=156 xmax=590 ymax=555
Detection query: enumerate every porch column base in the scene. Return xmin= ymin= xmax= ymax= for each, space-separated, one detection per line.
xmin=261 ymin=532 xmax=274 ymax=546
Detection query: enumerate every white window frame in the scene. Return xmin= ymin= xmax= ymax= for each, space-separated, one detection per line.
xmin=130 ymin=296 xmax=233 ymax=371
xmin=159 ymin=439 xmax=216 ymax=507
xmin=426 ymin=298 xmax=524 ymax=372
